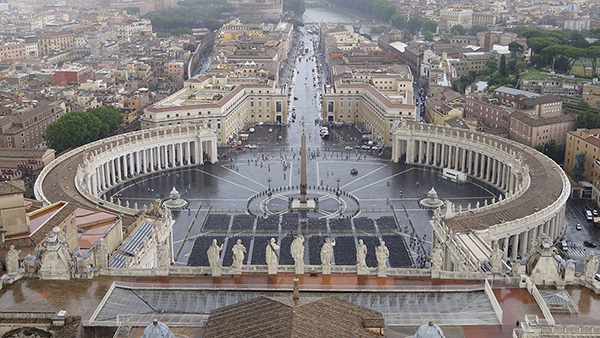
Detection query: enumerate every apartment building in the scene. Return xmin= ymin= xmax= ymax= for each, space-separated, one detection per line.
xmin=0 ymin=101 xmax=67 ymax=149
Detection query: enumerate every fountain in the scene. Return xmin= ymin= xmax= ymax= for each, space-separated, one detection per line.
xmin=419 ymin=187 xmax=444 ymax=209
xmin=162 ymin=186 xmax=189 ymax=210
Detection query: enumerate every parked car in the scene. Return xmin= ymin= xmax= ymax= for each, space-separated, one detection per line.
xmin=344 ymin=146 xmax=353 ymax=150
xmin=594 ymin=210 xmax=598 ymax=217
xmin=584 ymin=240 xmax=597 ymax=248
xmin=576 ymin=223 xmax=582 ymax=230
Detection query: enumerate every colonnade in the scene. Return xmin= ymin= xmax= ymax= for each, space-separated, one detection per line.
xmin=87 ymin=138 xmax=216 ymax=196
xmin=395 ymin=138 xmax=517 ymax=193
xmin=392 ymin=121 xmax=569 ymax=267
xmin=493 ymin=211 xmax=566 ymax=261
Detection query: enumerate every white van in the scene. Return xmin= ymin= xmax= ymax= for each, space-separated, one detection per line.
xmin=585 ymin=209 xmax=594 ymax=221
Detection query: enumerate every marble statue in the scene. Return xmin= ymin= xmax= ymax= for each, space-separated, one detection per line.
xmin=95 ymin=239 xmax=109 ymax=270
xmin=207 ymin=239 xmax=223 ymax=273
xmin=157 ymin=240 xmax=169 ymax=269
xmin=357 ymin=239 xmax=367 ymax=267
xmin=266 ymin=238 xmax=280 ymax=274
xmin=291 ymin=235 xmax=305 ymax=265
xmin=491 ymin=241 xmax=503 ymax=275
xmin=149 ymin=198 xmax=163 ymax=218
xmin=232 ymin=239 xmax=246 ymax=269
xmin=6 ymin=245 xmax=21 ymax=277
xmin=431 ymin=245 xmax=443 ymax=271
xmin=376 ymin=241 xmax=389 ymax=269
xmin=584 ymin=251 xmax=599 ymax=283
xmin=320 ymin=238 xmax=335 ymax=266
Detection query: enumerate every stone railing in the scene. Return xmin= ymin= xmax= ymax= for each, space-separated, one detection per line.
xmin=525 ymin=276 xmax=555 ymax=326
xmin=485 ymin=279 xmax=503 ymax=323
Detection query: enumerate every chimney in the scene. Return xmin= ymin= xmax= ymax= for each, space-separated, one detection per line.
xmin=293 ymin=278 xmax=299 ymax=305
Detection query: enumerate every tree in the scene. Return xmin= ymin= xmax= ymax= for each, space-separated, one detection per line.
xmin=44 ymin=107 xmax=123 ymax=154
xmin=470 ymin=24 xmax=488 ymax=35
xmin=390 ymin=14 xmax=406 ymax=29
xmin=579 ymin=101 xmax=590 ymax=109
xmin=283 ymin=0 xmax=305 ymax=16
xmin=361 ymin=33 xmax=372 ymax=40
xmin=529 ymin=54 xmax=546 ymax=69
xmin=511 ymin=24 xmax=529 ymax=38
xmin=451 ymin=24 xmax=467 ymax=35
xmin=585 ymin=46 xmax=600 ymax=77
xmin=573 ymin=152 xmax=587 ymax=181
xmin=423 ymin=30 xmax=434 ymax=42
xmin=288 ymin=18 xmax=304 ymax=27
xmin=422 ymin=20 xmax=438 ymax=34
xmin=407 ymin=17 xmax=423 ymax=35
xmin=185 ymin=43 xmax=196 ymax=52
xmin=125 ymin=7 xmax=141 ymax=15
xmin=508 ymin=42 xmax=524 ymax=59
xmin=499 ymin=55 xmax=507 ymax=76
xmin=569 ymin=30 xmax=589 ymax=48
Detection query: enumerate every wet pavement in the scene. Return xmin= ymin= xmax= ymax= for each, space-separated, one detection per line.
xmin=106 ymin=28 xmax=500 ymax=269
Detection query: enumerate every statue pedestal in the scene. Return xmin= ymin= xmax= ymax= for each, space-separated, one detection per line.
xmin=322 ymin=265 xmax=331 ymax=275
xmin=268 ymin=265 xmax=278 ymax=275
xmin=231 ymin=267 xmax=242 ymax=276
xmin=377 ymin=267 xmax=387 ymax=278
xmin=210 ymin=266 xmax=222 ymax=277
xmin=357 ymin=265 xmax=368 ymax=275
xmin=295 ymin=264 xmax=304 ymax=275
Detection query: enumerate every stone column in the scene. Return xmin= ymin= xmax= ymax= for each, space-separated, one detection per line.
xmin=440 ymin=144 xmax=446 ymax=167
xmin=406 ymin=140 xmax=415 ymax=164
xmin=503 ymin=237 xmax=509 ymax=258
xmin=454 ymin=146 xmax=459 ymax=169
xmin=426 ymin=141 xmax=431 ymax=165
xmin=149 ymin=147 xmax=154 ymax=172
xmin=519 ymin=230 xmax=528 ymax=258
xmin=511 ymin=235 xmax=518 ymax=260
xmin=466 ymin=149 xmax=472 ymax=174
xmin=170 ymin=144 xmax=175 ymax=166
xmin=433 ymin=142 xmax=439 ymax=166
xmin=109 ymin=160 xmax=115 ymax=184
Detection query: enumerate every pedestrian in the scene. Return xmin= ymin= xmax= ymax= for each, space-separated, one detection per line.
xmin=516 ymin=320 xmax=520 ymax=328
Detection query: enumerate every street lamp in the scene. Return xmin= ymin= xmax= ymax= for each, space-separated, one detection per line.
xmin=267 ymin=176 xmax=272 ymax=190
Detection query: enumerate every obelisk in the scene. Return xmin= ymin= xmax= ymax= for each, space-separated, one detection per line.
xmin=300 ymin=133 xmax=308 ymax=205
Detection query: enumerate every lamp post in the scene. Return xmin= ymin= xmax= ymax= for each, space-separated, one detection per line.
xmin=267 ymin=177 xmax=272 ymax=195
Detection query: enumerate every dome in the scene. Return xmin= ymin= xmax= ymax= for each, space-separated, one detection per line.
xmin=414 ymin=321 xmax=446 ymax=338
xmin=142 ymin=320 xmax=174 ymax=338
xmin=565 ymin=3 xmax=579 ymax=12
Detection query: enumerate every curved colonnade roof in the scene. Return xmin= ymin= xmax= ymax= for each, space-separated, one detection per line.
xmin=410 ymin=124 xmax=567 ymax=232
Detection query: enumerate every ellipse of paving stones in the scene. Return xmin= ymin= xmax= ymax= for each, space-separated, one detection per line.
xmin=308 ymin=218 xmax=327 ymax=231
xmin=332 ymin=236 xmax=356 ymax=265
xmin=188 ymin=236 xmax=225 ymax=266
xmin=203 ymin=214 xmax=231 ymax=230
xmin=376 ymin=216 xmax=398 ymax=231
xmin=353 ymin=217 xmax=375 ymax=230
xmin=231 ymin=215 xmax=255 ymax=231
xmin=281 ymin=213 xmax=299 ymax=232
xmin=279 ymin=236 xmax=295 ymax=265
xmin=256 ymin=216 xmax=279 ymax=231
xmin=308 ymin=236 xmax=327 ymax=265
xmin=329 ymin=218 xmax=352 ymax=231
xmin=251 ymin=237 xmax=271 ymax=265
xmin=382 ymin=235 xmax=413 ymax=268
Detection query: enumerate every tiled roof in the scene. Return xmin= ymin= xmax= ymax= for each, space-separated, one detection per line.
xmin=203 ymin=296 xmax=383 ymax=338
xmin=444 ymin=139 xmax=564 ymax=231
xmin=0 ymin=180 xmax=25 ymax=195
xmin=510 ymin=112 xmax=577 ymax=127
